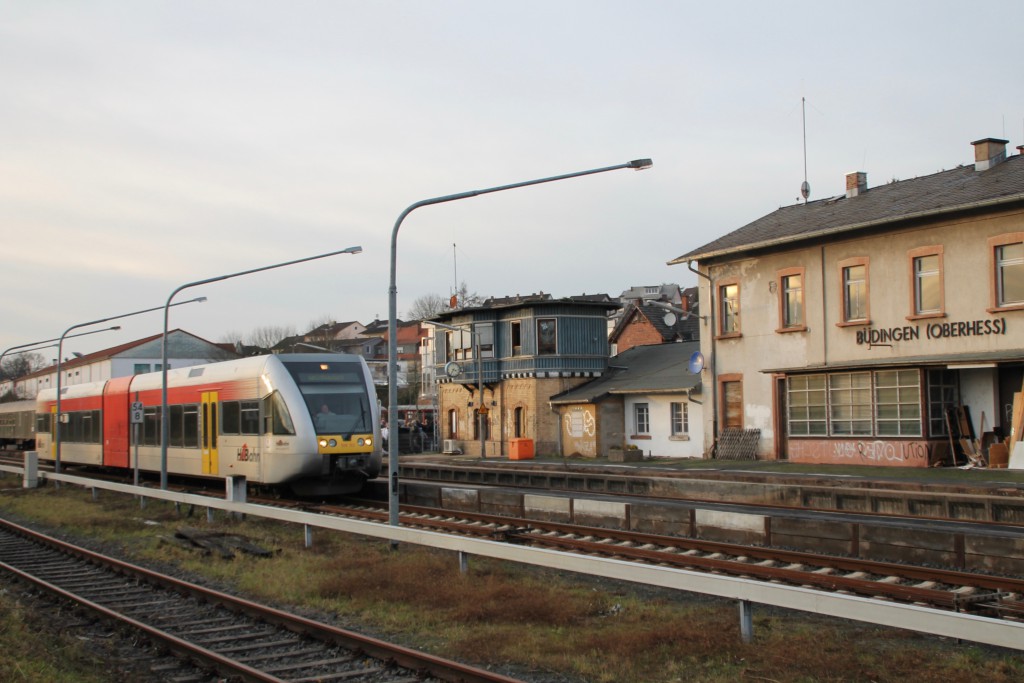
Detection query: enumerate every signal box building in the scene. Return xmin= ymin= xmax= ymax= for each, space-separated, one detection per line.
xmin=430 ymin=294 xmax=619 ymax=457
xmin=671 ymin=137 xmax=1024 ymax=467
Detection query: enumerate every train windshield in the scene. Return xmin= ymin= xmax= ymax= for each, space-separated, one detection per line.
xmin=281 ymin=360 xmax=374 ymax=435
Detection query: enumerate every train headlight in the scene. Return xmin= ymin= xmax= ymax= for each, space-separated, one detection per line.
xmin=328 ymin=439 xmax=338 ymax=447
xmin=357 ymin=437 xmax=365 ymax=446
xmin=319 ymin=439 xmax=328 ymax=448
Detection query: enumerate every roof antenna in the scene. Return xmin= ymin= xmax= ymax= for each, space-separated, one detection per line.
xmin=800 ymin=96 xmax=811 ymax=203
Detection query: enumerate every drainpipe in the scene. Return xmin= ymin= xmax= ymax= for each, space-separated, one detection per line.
xmin=688 ymin=260 xmax=716 ymax=455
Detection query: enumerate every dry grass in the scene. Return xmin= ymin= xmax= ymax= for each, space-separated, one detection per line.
xmin=1 ymin=478 xmax=1022 ymax=682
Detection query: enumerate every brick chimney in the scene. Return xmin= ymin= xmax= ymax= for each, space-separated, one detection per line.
xmin=972 ymin=137 xmax=1008 ymax=171
xmin=845 ymin=171 xmax=867 ymax=198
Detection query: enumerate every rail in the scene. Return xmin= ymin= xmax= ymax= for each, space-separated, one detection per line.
xmin=2 ymin=457 xmax=1023 ymax=651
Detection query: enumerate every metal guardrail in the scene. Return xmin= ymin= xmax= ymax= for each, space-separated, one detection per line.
xmin=2 ymin=454 xmax=1023 ymax=651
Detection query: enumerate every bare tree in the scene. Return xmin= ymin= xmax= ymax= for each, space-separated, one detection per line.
xmin=406 ymin=282 xmax=483 ymax=320
xmin=405 ymin=293 xmax=448 ymax=320
xmin=247 ymin=325 xmax=297 ymax=349
xmin=0 ymin=351 xmax=46 ymax=382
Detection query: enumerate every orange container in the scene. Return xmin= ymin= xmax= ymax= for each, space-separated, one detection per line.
xmin=509 ymin=438 xmax=535 ymax=460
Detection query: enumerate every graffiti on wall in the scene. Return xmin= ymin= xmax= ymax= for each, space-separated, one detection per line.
xmin=788 ymin=438 xmax=932 ymax=467
xmin=561 ymin=405 xmax=597 ymax=457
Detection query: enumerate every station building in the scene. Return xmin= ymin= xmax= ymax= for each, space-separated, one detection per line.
xmin=430 ymin=293 xmax=619 ymax=457
xmin=670 ymin=137 xmax=1024 ymax=467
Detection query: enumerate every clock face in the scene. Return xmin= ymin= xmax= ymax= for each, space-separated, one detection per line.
xmin=444 ymin=361 xmax=462 ymax=378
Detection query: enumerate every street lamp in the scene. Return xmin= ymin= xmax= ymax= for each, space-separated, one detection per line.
xmin=0 ymin=327 xmax=122 ymax=394
xmin=160 ymin=245 xmax=362 ymax=489
xmin=387 ymin=158 xmax=653 ymax=532
xmin=53 ymin=297 xmax=207 ymax=470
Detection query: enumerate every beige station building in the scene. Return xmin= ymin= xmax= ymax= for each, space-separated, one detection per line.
xmin=671 ymin=137 xmax=1024 ymax=467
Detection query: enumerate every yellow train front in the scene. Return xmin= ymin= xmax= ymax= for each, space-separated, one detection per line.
xmin=34 ymin=353 xmax=381 ymax=497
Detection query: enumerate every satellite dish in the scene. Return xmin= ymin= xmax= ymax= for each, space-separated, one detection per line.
xmin=688 ymin=351 xmax=705 ymax=374
xmin=662 ymin=312 xmax=677 ymax=326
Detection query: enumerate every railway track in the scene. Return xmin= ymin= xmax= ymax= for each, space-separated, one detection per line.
xmin=0 ymin=517 xmax=523 ymax=683
xmin=295 ymin=499 xmax=1024 ymax=620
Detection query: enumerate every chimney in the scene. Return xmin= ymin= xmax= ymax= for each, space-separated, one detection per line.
xmin=845 ymin=171 xmax=867 ymax=198
xmin=972 ymin=137 xmax=1008 ymax=171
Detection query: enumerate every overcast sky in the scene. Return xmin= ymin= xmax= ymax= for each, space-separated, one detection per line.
xmin=3 ymin=1 xmax=1023 ymax=358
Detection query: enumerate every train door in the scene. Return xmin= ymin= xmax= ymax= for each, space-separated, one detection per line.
xmin=49 ymin=405 xmax=57 ymax=458
xmin=201 ymin=391 xmax=219 ymax=475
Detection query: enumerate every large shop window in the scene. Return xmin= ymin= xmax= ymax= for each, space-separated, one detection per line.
xmin=787 ymin=370 xmax=924 ymax=438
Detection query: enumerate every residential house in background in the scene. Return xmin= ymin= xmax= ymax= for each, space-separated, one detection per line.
xmin=671 ymin=137 xmax=1024 ymax=467
xmin=610 ymin=297 xmax=700 ymax=354
xmin=3 ymin=330 xmax=239 ymax=399
xmin=431 ymin=293 xmax=620 ymax=457
xmin=550 ymin=342 xmax=703 ymax=458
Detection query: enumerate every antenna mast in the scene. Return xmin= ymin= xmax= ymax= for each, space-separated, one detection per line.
xmin=452 ymin=242 xmax=458 ymax=306
xmin=800 ymin=96 xmax=811 ymax=203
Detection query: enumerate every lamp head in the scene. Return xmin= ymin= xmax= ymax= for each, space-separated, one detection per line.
xmin=628 ymin=158 xmax=654 ymax=170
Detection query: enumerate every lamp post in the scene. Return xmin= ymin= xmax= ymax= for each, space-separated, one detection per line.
xmin=53 ymin=297 xmax=207 ymax=470
xmin=388 ymin=158 xmax=653 ymax=532
xmin=160 ymin=245 xmax=362 ymax=489
xmin=0 ymin=327 xmax=121 ymax=395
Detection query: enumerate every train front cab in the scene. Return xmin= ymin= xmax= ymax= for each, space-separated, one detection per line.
xmin=272 ymin=355 xmax=382 ymax=496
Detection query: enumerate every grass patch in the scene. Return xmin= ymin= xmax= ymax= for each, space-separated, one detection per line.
xmin=1 ymin=480 xmax=1022 ymax=682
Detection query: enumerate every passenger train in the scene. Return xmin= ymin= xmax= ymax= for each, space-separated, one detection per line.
xmin=8 ymin=353 xmax=381 ymax=497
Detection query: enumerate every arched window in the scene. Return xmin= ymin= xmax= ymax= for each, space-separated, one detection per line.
xmin=514 ymin=406 xmax=524 ymax=438
xmin=447 ymin=409 xmax=458 ymax=438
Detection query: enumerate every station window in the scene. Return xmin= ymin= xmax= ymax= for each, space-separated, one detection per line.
xmin=874 ymin=370 xmax=921 ymax=436
xmin=787 ymin=370 xmax=923 ymax=438
xmin=787 ymin=375 xmax=827 ymax=436
xmin=908 ymin=246 xmax=944 ymax=318
xmin=927 ymin=369 xmax=959 ymax=437
xmin=717 ymin=280 xmax=741 ymax=337
xmin=996 ymin=242 xmax=1024 ymax=307
xmin=776 ymin=267 xmax=805 ymax=332
xmin=839 ymin=257 xmax=869 ymax=324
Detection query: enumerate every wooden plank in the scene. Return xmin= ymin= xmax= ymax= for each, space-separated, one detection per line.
xmin=1011 ymin=392 xmax=1024 ymax=444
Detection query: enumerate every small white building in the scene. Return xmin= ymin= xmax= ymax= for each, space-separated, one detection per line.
xmin=549 ymin=342 xmax=704 ymax=458
xmin=3 ymin=330 xmax=239 ymax=399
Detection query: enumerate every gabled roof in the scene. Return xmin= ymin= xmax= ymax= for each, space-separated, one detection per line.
xmin=609 ymin=302 xmax=699 ymax=344
xmin=671 ymin=153 xmax=1024 ymax=264
xmin=18 ymin=330 xmax=239 ymax=380
xmin=549 ymin=342 xmax=702 ymax=404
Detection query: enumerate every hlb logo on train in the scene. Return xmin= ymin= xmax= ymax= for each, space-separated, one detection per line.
xmin=236 ymin=444 xmax=260 ymax=463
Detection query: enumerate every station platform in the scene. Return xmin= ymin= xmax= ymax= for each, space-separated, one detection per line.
xmin=376 ymin=453 xmax=1024 ymax=573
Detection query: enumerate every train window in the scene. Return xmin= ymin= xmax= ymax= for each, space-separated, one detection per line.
xmin=36 ymin=414 xmax=50 ymax=433
xmin=143 ymin=407 xmax=161 ymax=446
xmin=183 ymin=405 xmax=199 ymax=447
xmin=170 ymin=405 xmax=184 ymax=446
xmin=222 ymin=402 xmax=241 ymax=434
xmin=240 ymin=401 xmax=259 ymax=435
xmin=263 ymin=392 xmax=296 ymax=436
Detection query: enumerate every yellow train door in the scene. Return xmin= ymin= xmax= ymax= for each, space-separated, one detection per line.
xmin=201 ymin=391 xmax=219 ymax=475
xmin=50 ymin=405 xmax=57 ymax=458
